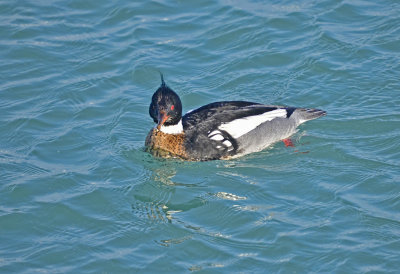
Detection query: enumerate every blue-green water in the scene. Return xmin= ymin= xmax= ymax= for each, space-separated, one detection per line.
xmin=1 ymin=0 xmax=400 ymax=272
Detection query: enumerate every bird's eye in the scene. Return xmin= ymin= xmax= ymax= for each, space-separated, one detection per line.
xmin=170 ymin=105 xmax=175 ymax=111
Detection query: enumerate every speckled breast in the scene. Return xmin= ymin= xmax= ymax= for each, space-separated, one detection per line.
xmin=145 ymin=128 xmax=187 ymax=159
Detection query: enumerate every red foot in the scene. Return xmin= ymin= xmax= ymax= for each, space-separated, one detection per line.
xmin=282 ymin=138 xmax=295 ymax=147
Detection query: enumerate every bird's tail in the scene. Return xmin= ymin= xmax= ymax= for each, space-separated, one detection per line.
xmin=295 ymin=108 xmax=326 ymax=124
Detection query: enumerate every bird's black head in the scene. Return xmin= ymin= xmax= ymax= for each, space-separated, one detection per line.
xmin=149 ymin=74 xmax=182 ymax=129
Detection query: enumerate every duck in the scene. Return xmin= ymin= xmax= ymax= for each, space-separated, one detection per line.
xmin=145 ymin=74 xmax=326 ymax=161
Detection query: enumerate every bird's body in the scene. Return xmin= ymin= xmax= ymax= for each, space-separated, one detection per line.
xmin=145 ymin=75 xmax=326 ymax=161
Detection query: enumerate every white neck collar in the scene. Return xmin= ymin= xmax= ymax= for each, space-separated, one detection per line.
xmin=159 ymin=119 xmax=183 ymax=134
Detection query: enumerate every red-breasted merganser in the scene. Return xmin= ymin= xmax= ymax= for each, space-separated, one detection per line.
xmin=145 ymin=75 xmax=326 ymax=161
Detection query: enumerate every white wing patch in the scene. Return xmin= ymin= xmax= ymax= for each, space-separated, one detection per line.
xmin=208 ymin=130 xmax=234 ymax=151
xmin=209 ymin=130 xmax=224 ymax=141
xmin=223 ymin=140 xmax=233 ymax=151
xmin=222 ymin=140 xmax=232 ymax=147
xmin=218 ymin=109 xmax=287 ymax=138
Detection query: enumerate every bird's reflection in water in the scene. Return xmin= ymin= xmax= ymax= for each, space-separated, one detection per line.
xmin=129 ymin=157 xmax=207 ymax=231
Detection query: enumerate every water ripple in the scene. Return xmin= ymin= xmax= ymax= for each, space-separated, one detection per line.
xmin=1 ymin=0 xmax=400 ymax=272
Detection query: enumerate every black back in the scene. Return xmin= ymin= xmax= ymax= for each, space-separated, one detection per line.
xmin=181 ymin=101 xmax=292 ymax=160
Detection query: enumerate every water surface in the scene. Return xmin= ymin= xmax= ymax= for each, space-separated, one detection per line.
xmin=1 ymin=0 xmax=400 ymax=272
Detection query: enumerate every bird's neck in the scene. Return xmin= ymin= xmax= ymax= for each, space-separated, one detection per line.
xmin=159 ymin=119 xmax=183 ymax=134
